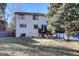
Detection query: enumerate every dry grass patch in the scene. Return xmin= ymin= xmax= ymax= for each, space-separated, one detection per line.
xmin=0 ymin=37 xmax=79 ymax=56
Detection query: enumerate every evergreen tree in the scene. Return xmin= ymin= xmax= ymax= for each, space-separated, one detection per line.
xmin=0 ymin=3 xmax=7 ymax=20
xmin=48 ymin=3 xmax=79 ymax=35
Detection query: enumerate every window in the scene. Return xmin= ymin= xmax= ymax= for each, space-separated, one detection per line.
xmin=33 ymin=15 xmax=38 ymax=20
xmin=41 ymin=25 xmax=47 ymax=32
xmin=47 ymin=21 xmax=48 ymax=23
xmin=34 ymin=25 xmax=38 ymax=29
xmin=19 ymin=14 xmax=25 ymax=19
xmin=20 ymin=24 xmax=26 ymax=28
xmin=20 ymin=33 xmax=26 ymax=37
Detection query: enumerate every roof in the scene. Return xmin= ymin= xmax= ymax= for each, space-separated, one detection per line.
xmin=14 ymin=12 xmax=46 ymax=16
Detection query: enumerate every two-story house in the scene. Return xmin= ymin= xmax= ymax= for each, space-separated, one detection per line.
xmin=14 ymin=12 xmax=48 ymax=37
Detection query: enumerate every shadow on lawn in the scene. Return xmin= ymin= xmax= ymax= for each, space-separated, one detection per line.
xmin=0 ymin=37 xmax=79 ymax=56
xmin=0 ymin=53 xmax=9 ymax=56
xmin=15 ymin=38 xmax=79 ymax=56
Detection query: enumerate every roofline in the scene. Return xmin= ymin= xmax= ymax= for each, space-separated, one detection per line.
xmin=14 ymin=12 xmax=47 ymax=16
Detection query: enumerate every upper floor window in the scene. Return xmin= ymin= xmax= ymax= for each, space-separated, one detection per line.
xmin=19 ymin=14 xmax=25 ymax=19
xmin=20 ymin=24 xmax=27 ymax=28
xmin=33 ymin=15 xmax=38 ymax=20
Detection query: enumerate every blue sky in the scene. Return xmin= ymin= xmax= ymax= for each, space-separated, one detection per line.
xmin=6 ymin=3 xmax=48 ymax=23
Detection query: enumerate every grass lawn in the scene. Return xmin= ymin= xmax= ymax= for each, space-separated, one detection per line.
xmin=0 ymin=37 xmax=79 ymax=56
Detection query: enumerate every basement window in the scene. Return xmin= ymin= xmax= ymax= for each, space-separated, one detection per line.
xmin=20 ymin=33 xmax=26 ymax=37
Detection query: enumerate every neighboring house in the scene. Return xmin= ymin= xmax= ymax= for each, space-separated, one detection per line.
xmin=0 ymin=8 xmax=8 ymax=36
xmin=0 ymin=7 xmax=7 ymax=31
xmin=0 ymin=20 xmax=7 ymax=31
xmin=14 ymin=12 xmax=48 ymax=37
xmin=0 ymin=20 xmax=8 ymax=36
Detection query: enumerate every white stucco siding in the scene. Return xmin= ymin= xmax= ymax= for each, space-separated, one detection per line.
xmin=16 ymin=14 xmax=48 ymax=37
xmin=39 ymin=16 xmax=48 ymax=28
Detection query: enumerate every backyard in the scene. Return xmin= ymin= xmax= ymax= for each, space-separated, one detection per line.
xmin=0 ymin=37 xmax=79 ymax=56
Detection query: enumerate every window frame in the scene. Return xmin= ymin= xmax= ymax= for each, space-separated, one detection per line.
xmin=18 ymin=14 xmax=25 ymax=20
xmin=20 ymin=24 xmax=27 ymax=28
xmin=33 ymin=15 xmax=38 ymax=20
xmin=34 ymin=24 xmax=38 ymax=29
